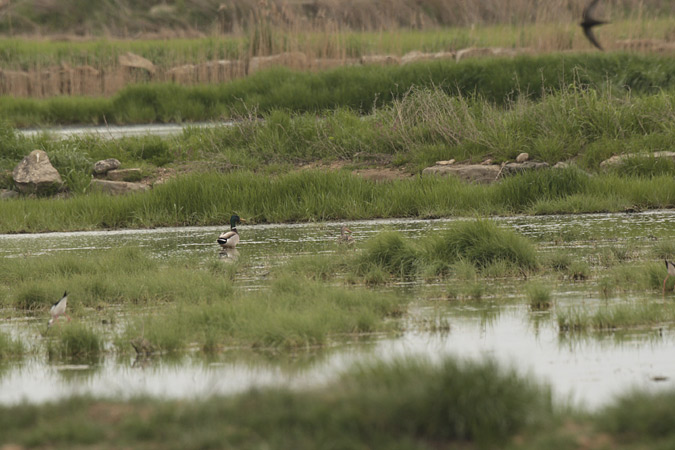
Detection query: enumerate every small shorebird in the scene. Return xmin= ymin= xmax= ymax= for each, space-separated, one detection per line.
xmin=217 ymin=214 xmax=245 ymax=249
xmin=580 ymin=0 xmax=608 ymax=51
xmin=337 ymin=225 xmax=354 ymax=245
xmin=48 ymin=291 xmax=70 ymax=327
xmin=664 ymin=260 xmax=675 ymax=295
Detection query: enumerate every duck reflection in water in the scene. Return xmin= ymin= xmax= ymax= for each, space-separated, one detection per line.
xmin=219 ymin=247 xmax=240 ymax=261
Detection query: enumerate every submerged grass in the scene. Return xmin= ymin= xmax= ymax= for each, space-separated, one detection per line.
xmin=557 ymin=302 xmax=675 ymax=333
xmin=0 ymin=246 xmax=234 ymax=310
xmin=46 ymin=323 xmax=103 ymax=361
xmin=118 ymin=274 xmax=405 ymax=352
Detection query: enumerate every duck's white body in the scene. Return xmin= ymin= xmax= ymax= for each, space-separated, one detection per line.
xmin=217 ymin=230 xmax=240 ymax=249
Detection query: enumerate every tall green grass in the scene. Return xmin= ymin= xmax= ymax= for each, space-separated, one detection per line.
xmin=2 ymin=53 xmax=675 ymax=126
xmin=425 ymin=220 xmax=538 ymax=271
xmin=2 ymin=169 xmax=675 ymax=233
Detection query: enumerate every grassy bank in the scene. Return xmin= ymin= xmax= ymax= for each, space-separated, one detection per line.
xmin=2 ymin=77 xmax=674 ymax=189
xmin=2 ymin=52 xmax=675 ymax=126
xmin=1 ymin=169 xmax=674 ymax=233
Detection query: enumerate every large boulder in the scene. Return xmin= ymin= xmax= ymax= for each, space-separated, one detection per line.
xmin=12 ymin=150 xmax=63 ymax=194
xmin=90 ymin=179 xmax=148 ymax=195
xmin=422 ymin=164 xmax=501 ymax=184
xmin=94 ymin=158 xmax=121 ymax=175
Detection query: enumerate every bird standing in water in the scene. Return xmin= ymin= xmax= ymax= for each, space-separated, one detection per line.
xmin=48 ymin=291 xmax=70 ymax=327
xmin=217 ymin=214 xmax=245 ymax=249
xmin=664 ymin=260 xmax=675 ymax=296
xmin=580 ymin=0 xmax=608 ymax=51
xmin=337 ymin=225 xmax=354 ymax=245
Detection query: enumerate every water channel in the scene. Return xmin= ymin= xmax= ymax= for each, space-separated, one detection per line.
xmin=1 ymin=211 xmax=674 ymax=408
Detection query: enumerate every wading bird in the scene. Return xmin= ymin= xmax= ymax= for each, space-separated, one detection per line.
xmin=337 ymin=225 xmax=354 ymax=245
xmin=48 ymin=291 xmax=70 ymax=327
xmin=664 ymin=260 xmax=675 ymax=295
xmin=217 ymin=214 xmax=245 ymax=249
xmin=580 ymin=0 xmax=608 ymax=51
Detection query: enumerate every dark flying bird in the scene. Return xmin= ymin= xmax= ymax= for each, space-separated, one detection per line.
xmin=580 ymin=0 xmax=608 ymax=51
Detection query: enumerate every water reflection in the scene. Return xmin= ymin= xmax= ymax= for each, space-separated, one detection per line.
xmin=1 ymin=211 xmax=675 ymax=408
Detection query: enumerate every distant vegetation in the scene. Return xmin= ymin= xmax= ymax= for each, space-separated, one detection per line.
xmin=1 ymin=0 xmax=671 ymax=37
xmin=1 ymin=52 xmax=674 ymax=126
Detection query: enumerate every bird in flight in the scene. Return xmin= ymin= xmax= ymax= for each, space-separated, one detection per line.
xmin=580 ymin=0 xmax=608 ymax=51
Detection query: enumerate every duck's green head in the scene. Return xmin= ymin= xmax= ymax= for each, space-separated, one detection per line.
xmin=230 ymin=214 xmax=241 ymax=229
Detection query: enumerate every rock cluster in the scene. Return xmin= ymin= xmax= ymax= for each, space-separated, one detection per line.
xmin=422 ymin=153 xmax=553 ymax=184
xmin=92 ymin=158 xmax=147 ymax=195
xmin=2 ymin=153 xmax=149 ymax=199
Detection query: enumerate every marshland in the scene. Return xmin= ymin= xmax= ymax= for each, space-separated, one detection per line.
xmin=2 ymin=0 xmax=675 ymax=448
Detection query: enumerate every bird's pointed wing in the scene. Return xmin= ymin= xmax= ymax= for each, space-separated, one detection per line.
xmin=582 ymin=0 xmax=601 ymax=21
xmin=583 ymin=26 xmax=603 ymax=50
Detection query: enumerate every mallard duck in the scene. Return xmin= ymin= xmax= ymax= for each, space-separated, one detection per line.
xmin=664 ymin=260 xmax=675 ymax=295
xmin=48 ymin=291 xmax=70 ymax=327
xmin=337 ymin=225 xmax=354 ymax=244
xmin=217 ymin=215 xmax=245 ymax=249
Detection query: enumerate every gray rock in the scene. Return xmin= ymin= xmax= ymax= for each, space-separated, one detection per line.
xmin=500 ymin=161 xmax=549 ymax=177
xmin=553 ymin=161 xmax=570 ymax=169
xmin=106 ymin=168 xmax=142 ymax=182
xmin=516 ymin=152 xmax=529 ymax=163
xmin=12 ymin=150 xmax=63 ymax=194
xmin=0 ymin=189 xmax=19 ymax=199
xmin=93 ymin=158 xmax=121 ymax=175
xmin=423 ymin=164 xmax=501 ymax=184
xmin=90 ymin=179 xmax=148 ymax=195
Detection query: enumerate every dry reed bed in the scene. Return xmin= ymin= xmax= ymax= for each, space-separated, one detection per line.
xmin=3 ymin=40 xmax=675 ymax=98
xmin=1 ymin=10 xmax=674 ymax=98
xmin=1 ymin=0 xmax=672 ymax=36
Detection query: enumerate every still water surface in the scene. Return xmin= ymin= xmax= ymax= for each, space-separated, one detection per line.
xmin=1 ymin=211 xmax=674 ymax=408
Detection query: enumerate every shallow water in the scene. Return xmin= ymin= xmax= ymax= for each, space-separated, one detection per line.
xmin=1 ymin=211 xmax=675 ymax=408
xmin=18 ymin=121 xmax=227 ymax=140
